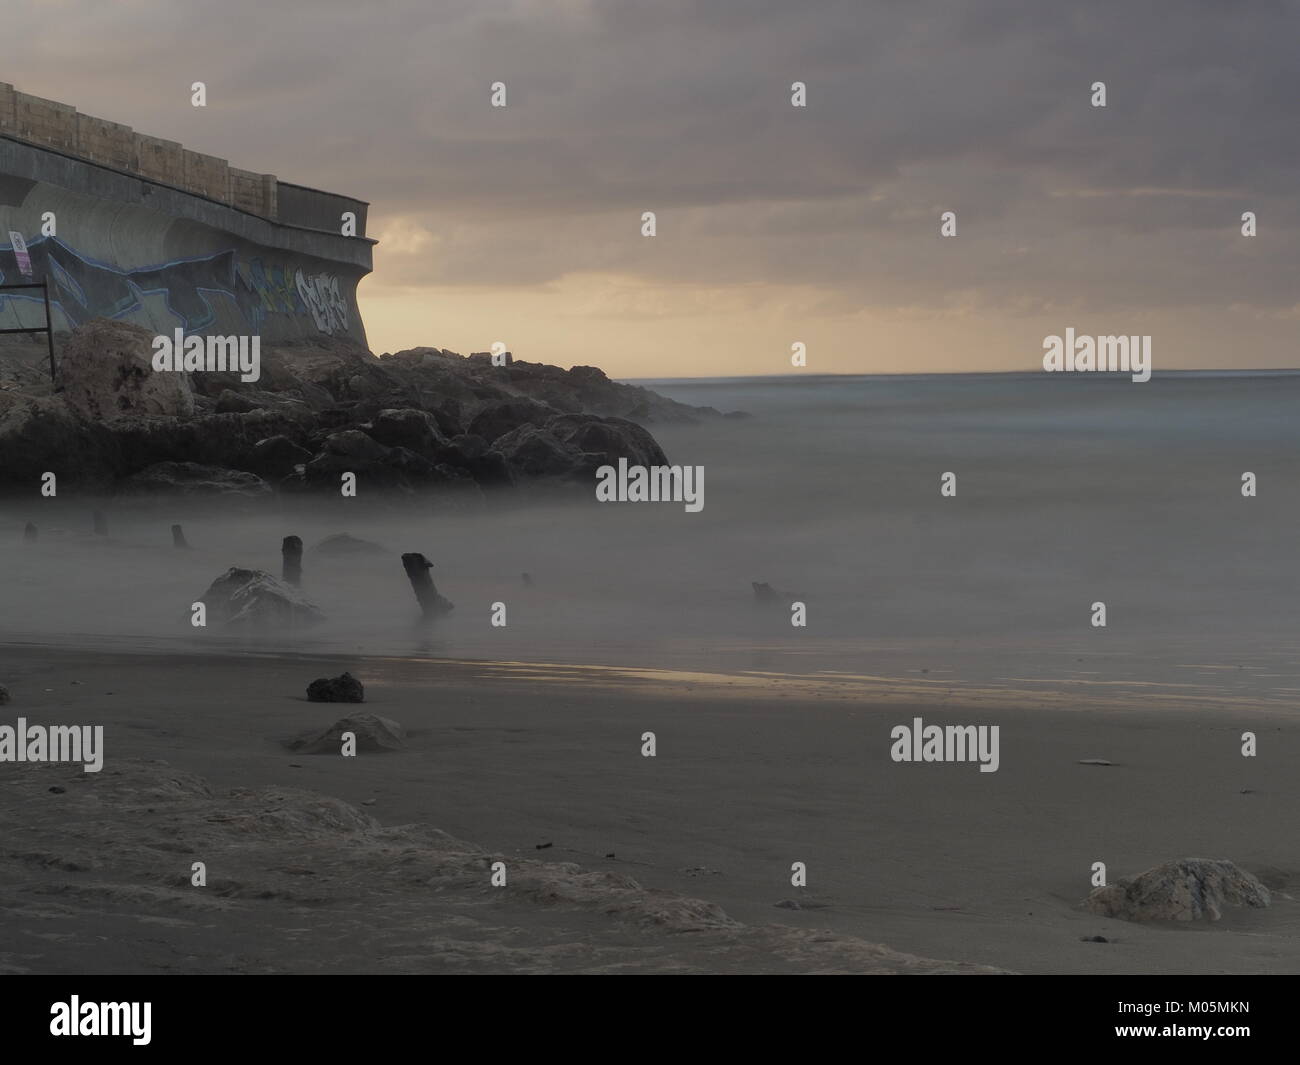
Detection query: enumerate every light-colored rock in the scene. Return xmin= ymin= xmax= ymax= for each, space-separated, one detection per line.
xmin=289 ymin=714 xmax=405 ymax=754
xmin=58 ymin=318 xmax=195 ymax=422
xmin=1084 ymin=858 xmax=1270 ymax=922
xmin=312 ymin=533 xmax=388 ymax=556
xmin=198 ymin=567 xmax=326 ymax=628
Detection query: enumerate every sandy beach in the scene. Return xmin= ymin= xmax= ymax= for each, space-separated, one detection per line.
xmin=2 ymin=643 xmax=1295 ymax=974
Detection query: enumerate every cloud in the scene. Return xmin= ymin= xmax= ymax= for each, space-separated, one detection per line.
xmin=4 ymin=0 xmax=1299 ymax=346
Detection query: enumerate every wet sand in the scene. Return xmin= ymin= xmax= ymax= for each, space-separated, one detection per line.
xmin=2 ymin=644 xmax=1296 ymax=974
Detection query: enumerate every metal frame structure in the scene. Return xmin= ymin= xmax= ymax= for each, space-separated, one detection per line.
xmin=0 ymin=279 xmax=57 ymax=380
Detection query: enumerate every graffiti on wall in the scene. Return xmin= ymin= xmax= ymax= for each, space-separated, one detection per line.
xmin=0 ymin=235 xmax=353 ymax=337
xmin=294 ymin=269 xmax=349 ymax=333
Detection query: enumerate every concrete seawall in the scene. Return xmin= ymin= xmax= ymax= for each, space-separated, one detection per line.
xmin=0 ymin=110 xmax=373 ymax=347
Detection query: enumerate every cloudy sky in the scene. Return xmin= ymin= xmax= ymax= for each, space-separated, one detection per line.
xmin=6 ymin=0 xmax=1299 ymax=376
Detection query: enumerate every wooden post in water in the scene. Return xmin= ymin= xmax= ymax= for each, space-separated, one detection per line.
xmin=402 ymin=552 xmax=453 ymax=618
xmin=282 ymin=535 xmax=303 ymax=586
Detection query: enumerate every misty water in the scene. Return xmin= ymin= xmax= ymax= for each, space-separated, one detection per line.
xmin=4 ymin=371 xmax=1300 ymax=696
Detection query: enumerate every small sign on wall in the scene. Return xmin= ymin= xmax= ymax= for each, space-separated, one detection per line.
xmin=8 ymin=231 xmax=33 ymax=277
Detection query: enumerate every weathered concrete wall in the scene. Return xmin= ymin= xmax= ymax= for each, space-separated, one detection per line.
xmin=0 ymin=83 xmax=357 ymax=233
xmin=0 ymin=134 xmax=374 ymax=346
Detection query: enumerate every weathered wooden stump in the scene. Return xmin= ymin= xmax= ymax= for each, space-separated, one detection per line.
xmin=282 ymin=535 xmax=303 ymax=586
xmin=401 ymin=552 xmax=454 ymax=619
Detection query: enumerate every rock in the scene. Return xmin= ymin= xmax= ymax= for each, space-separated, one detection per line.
xmin=214 ymin=388 xmax=313 ymax=422
xmin=244 ymin=435 xmax=314 ymax=480
xmin=118 ymin=461 xmax=271 ymax=498
xmin=545 ymin=413 xmax=669 ymax=469
xmin=306 ymin=672 xmax=365 ymax=703
xmin=108 ymin=410 xmax=299 ymax=473
xmin=312 ymin=533 xmax=388 ymax=556
xmin=492 ymin=424 xmax=582 ymax=478
xmin=428 ymin=434 xmax=514 ymax=489
xmin=1084 ymin=858 xmax=1271 ymax=922
xmin=300 ymin=430 xmax=392 ymax=490
xmin=467 ymin=397 xmax=560 ymax=444
xmin=323 ymin=429 xmax=389 ymax=461
xmin=364 ymin=408 xmax=448 ymax=456
xmin=752 ymin=581 xmax=803 ymax=606
xmin=425 ymin=398 xmax=465 ymax=439
xmin=58 ymin=318 xmax=195 ymax=422
xmin=382 ymin=445 xmax=444 ymax=485
xmin=288 ymin=713 xmax=405 ymax=754
xmin=198 ymin=567 xmax=326 ymax=628
xmin=444 ymin=433 xmax=488 ymax=461
xmin=0 ymin=684 xmax=9 ymax=705
xmin=213 ymin=389 xmax=261 ymax=414
xmin=0 ymin=394 xmax=121 ymax=489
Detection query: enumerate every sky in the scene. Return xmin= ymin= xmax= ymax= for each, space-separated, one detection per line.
xmin=5 ymin=0 xmax=1299 ymax=377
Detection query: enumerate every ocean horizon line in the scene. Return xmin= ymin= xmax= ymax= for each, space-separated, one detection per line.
xmin=624 ymin=368 xmax=1300 ymax=385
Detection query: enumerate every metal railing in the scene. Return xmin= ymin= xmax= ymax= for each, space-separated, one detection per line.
xmin=0 ymin=279 xmax=57 ymax=380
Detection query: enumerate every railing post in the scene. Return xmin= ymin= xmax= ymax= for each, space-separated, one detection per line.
xmin=42 ymin=279 xmax=55 ymax=382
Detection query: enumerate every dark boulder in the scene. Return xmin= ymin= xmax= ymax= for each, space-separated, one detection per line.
xmin=364 ymin=408 xmax=448 ymax=457
xmin=323 ymin=429 xmax=389 ymax=461
xmin=0 ymin=394 xmax=121 ymax=489
xmin=492 ymin=424 xmax=582 ymax=478
xmin=466 ymin=397 xmax=560 ymax=444
xmin=306 ymin=672 xmax=365 ymax=703
xmin=108 ymin=410 xmax=300 ymax=474
xmin=546 ymin=413 xmax=668 ymax=469
xmin=244 ymin=435 xmax=314 ymax=480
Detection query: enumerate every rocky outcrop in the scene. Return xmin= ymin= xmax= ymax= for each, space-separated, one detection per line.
xmin=1084 ymin=858 xmax=1271 ymax=922
xmin=0 ymin=392 xmax=120 ymax=488
xmin=118 ymin=462 xmax=271 ymax=499
xmin=57 ymin=319 xmax=194 ymax=422
xmin=467 ymin=397 xmax=561 ymax=445
xmin=198 ymin=568 xmax=326 ymax=628
xmin=293 ymin=428 xmax=477 ymax=495
xmin=108 ymin=410 xmax=302 ymax=474
xmin=0 ymin=319 xmax=739 ymax=499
